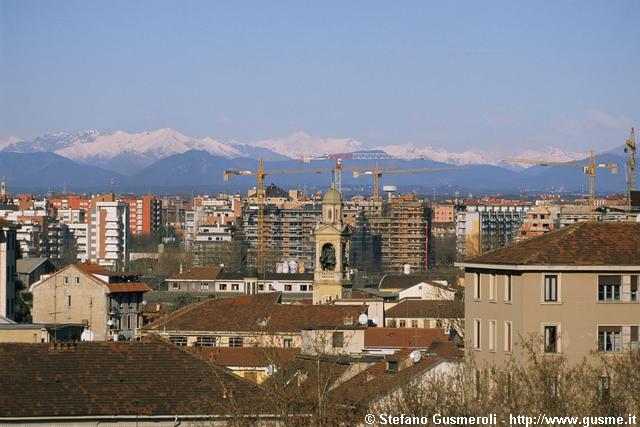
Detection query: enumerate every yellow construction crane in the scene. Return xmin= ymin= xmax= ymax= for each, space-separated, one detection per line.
xmin=504 ymin=150 xmax=618 ymax=218
xmin=224 ymin=159 xmax=333 ymax=273
xmin=350 ymin=164 xmax=466 ymax=201
xmin=624 ymin=128 xmax=636 ymax=209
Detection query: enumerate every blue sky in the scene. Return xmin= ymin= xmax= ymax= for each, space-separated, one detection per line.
xmin=1 ymin=1 xmax=639 ymax=154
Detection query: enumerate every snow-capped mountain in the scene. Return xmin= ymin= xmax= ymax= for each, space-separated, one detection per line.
xmin=373 ymin=143 xmax=495 ymax=165
xmin=512 ymin=146 xmax=590 ymax=166
xmin=0 ymin=128 xmax=603 ymax=176
xmin=1 ymin=128 xmax=287 ymax=175
xmin=249 ymin=131 xmax=364 ymax=158
xmin=1 ymin=130 xmax=100 ymax=153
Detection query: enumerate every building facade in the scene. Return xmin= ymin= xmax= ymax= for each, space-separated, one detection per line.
xmin=458 ymin=222 xmax=640 ymax=366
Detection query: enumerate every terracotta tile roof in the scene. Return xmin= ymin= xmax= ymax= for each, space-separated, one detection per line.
xmin=465 ymin=222 xmax=640 ymax=266
xmin=364 ymin=328 xmax=448 ymax=348
xmin=188 ymin=347 xmax=301 ymax=367
xmin=106 ymin=282 xmax=152 ymax=293
xmin=385 ymin=299 xmax=464 ymax=319
xmin=169 ymin=267 xmax=221 ymax=281
xmin=0 ymin=338 xmax=265 ymax=419
xmin=145 ymin=292 xmax=366 ymax=333
xmin=75 ymin=263 xmax=138 ymax=277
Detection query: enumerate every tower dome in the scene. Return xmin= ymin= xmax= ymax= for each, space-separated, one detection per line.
xmin=322 ymin=187 xmax=342 ymax=205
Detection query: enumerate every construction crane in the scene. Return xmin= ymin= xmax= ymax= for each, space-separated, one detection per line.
xmin=624 ymin=128 xmax=636 ymax=209
xmin=504 ymin=150 xmax=618 ymax=218
xmin=351 ymin=164 xmax=466 ymax=201
xmin=302 ymin=151 xmax=394 ymax=194
xmin=224 ymin=159 xmax=334 ymax=274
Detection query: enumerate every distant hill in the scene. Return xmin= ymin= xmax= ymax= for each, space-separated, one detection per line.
xmin=0 ymin=152 xmax=121 ymax=193
xmin=1 ymin=148 xmax=636 ymax=196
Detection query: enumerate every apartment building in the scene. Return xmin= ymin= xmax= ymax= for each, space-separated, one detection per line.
xmin=242 ymin=201 xmax=322 ymax=272
xmin=457 ymin=222 xmax=640 ymax=367
xmin=456 ymin=202 xmax=531 ymax=259
xmin=0 ymin=209 xmax=71 ymax=260
xmin=0 ymin=220 xmax=17 ymax=320
xmin=30 ymin=263 xmax=151 ymax=340
xmin=121 ymin=195 xmax=161 ymax=236
xmin=369 ymin=194 xmax=430 ymax=273
xmin=88 ymin=200 xmax=129 ymax=270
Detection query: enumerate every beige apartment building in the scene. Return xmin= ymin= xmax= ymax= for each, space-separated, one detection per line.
xmin=457 ymin=222 xmax=640 ymax=367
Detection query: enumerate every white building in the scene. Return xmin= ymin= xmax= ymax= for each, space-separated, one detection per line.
xmin=88 ymin=201 xmax=129 ymax=271
xmin=0 ymin=220 xmax=17 ymax=320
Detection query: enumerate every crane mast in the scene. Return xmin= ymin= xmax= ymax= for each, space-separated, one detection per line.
xmin=625 ymin=128 xmax=636 ymax=209
xmin=504 ymin=150 xmax=617 ymax=219
xmin=224 ymin=159 xmax=334 ymax=273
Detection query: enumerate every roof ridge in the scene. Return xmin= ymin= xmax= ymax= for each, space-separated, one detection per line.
xmin=145 ymin=296 xmax=215 ymax=330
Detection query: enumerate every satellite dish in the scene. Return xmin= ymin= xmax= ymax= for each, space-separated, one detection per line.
xmin=142 ymin=300 xmax=147 ymax=306
xmin=265 ymin=364 xmax=278 ymax=375
xmin=358 ymin=313 xmax=368 ymax=325
xmin=409 ymin=350 xmax=422 ymax=363
xmin=80 ymin=328 xmax=95 ymax=342
xmin=107 ymin=320 xmax=114 ymax=326
xmin=256 ymin=317 xmax=269 ymax=327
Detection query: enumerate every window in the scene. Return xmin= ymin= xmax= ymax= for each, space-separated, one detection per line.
xmin=489 ymin=274 xmax=496 ymax=301
xmin=386 ymin=361 xmax=398 ymax=372
xmin=631 ymin=276 xmax=638 ymax=302
xmin=631 ymin=326 xmax=639 ymax=352
xmin=399 ymin=320 xmax=406 ymax=327
xmin=332 ymin=332 xmax=344 ymax=348
xmin=474 ymin=273 xmax=481 ymax=299
xmin=196 ymin=337 xmax=216 ymax=347
xmin=598 ymin=326 xmax=621 ymax=352
xmin=231 ymin=283 xmax=239 ymax=291
xmin=283 ymin=338 xmax=293 ymax=348
xmin=504 ymin=321 xmax=513 ymax=353
xmin=75 ymin=277 xmax=80 ymax=285
xmin=544 ymin=325 xmax=559 ymax=353
xmin=544 ymin=275 xmax=558 ymax=302
xmin=300 ymin=284 xmax=308 ymax=291
xmin=258 ymin=284 xmax=264 ymax=291
xmin=169 ymin=336 xmax=188 ymax=346
xmin=172 ymin=282 xmax=180 ymax=290
xmin=201 ymin=283 xmax=209 ymax=291
xmin=229 ymin=337 xmax=244 ymax=347
xmin=505 ymin=275 xmax=512 ymax=302
xmin=284 ymin=284 xmax=292 ymax=291
xmin=598 ymin=276 xmax=621 ymax=302
xmin=127 ymin=314 xmax=132 ymax=330
xmin=63 ymin=276 xmax=69 ymax=285
xmin=67 ymin=295 xmax=72 ymax=307
xmin=474 ymin=319 xmax=481 ymax=349
xmin=489 ymin=320 xmax=497 ymax=352
xmin=219 ymin=283 xmax=227 ymax=291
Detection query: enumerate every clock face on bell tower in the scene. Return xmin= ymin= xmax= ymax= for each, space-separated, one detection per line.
xmin=313 ymin=187 xmax=352 ymax=304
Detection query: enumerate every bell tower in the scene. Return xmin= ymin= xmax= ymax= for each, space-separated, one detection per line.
xmin=312 ymin=187 xmax=352 ymax=304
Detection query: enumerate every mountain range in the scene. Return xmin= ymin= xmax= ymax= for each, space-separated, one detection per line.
xmin=0 ymin=129 xmax=635 ymax=195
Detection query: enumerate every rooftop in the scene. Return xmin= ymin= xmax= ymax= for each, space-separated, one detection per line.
xmin=0 ymin=338 xmax=264 ymax=419
xmin=364 ymin=328 xmax=449 ymax=349
xmin=168 ymin=266 xmax=221 ymax=281
xmin=463 ymin=221 xmax=640 ymax=266
xmin=385 ymin=299 xmax=464 ymax=319
xmin=145 ymin=292 xmax=366 ymax=334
